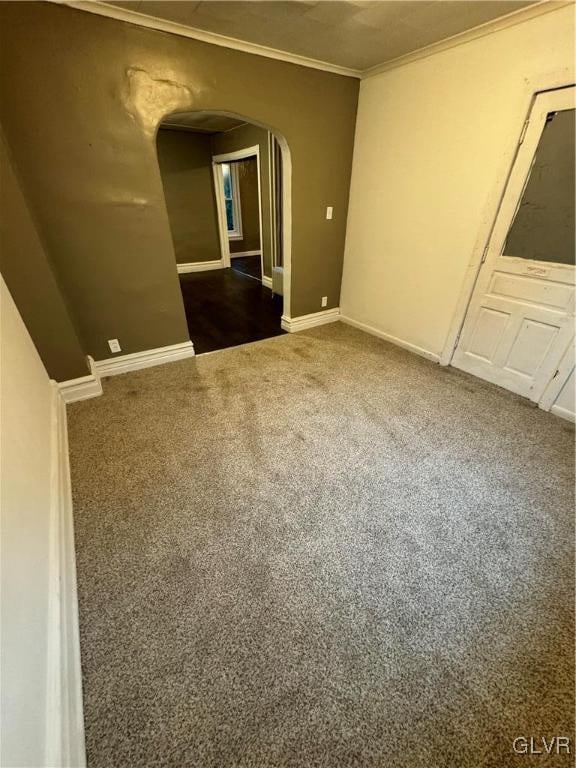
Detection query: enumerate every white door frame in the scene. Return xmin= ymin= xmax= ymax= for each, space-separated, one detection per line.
xmin=212 ymin=145 xmax=264 ymax=281
xmin=448 ymin=84 xmax=575 ymax=407
xmin=441 ymin=78 xmax=576 ymax=367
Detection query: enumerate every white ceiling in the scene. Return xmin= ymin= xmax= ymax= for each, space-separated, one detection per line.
xmin=106 ymin=0 xmax=539 ymax=71
xmin=161 ymin=112 xmax=246 ymax=133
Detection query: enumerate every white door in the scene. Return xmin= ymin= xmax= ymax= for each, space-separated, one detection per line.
xmin=452 ymin=87 xmax=575 ymax=405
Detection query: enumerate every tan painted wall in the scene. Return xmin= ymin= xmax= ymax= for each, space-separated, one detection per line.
xmin=340 ymin=5 xmax=575 ymax=359
xmin=0 ymin=3 xmax=358 ymax=361
xmin=0 ymin=128 xmax=87 ymax=380
xmin=230 ymin=157 xmax=261 ymax=256
xmin=213 ymin=124 xmax=272 ymax=274
xmin=156 ymin=128 xmax=221 ymax=265
xmin=0 ymin=276 xmax=54 ymax=766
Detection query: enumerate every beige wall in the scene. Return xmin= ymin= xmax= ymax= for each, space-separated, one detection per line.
xmin=0 ymin=128 xmax=87 ymax=381
xmin=230 ymin=157 xmax=261 ymax=256
xmin=0 ymin=2 xmax=358 ymax=363
xmin=156 ymin=128 xmax=221 ymax=265
xmin=340 ymin=5 xmax=575 ymax=359
xmin=213 ymin=124 xmax=273 ymax=275
xmin=0 ymin=276 xmax=54 ymax=766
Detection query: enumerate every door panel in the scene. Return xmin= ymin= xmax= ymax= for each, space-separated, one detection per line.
xmin=452 ymin=87 xmax=575 ymax=407
xmin=504 ymin=320 xmax=558 ymax=377
xmin=467 ymin=308 xmax=510 ymax=362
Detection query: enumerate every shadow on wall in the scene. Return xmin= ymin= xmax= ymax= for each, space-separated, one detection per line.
xmin=155 ymin=110 xmax=291 ymax=315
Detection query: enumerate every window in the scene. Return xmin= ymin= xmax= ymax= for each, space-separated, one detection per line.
xmin=222 ymin=163 xmax=242 ymax=240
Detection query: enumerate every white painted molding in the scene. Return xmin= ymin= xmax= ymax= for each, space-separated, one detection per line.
xmin=45 ymin=385 xmax=86 ymax=767
xmin=361 ymin=1 xmax=573 ymax=79
xmin=230 ymin=250 xmax=261 ymax=258
xmin=539 ymin=336 xmax=575 ymax=412
xmin=550 ymin=403 xmax=576 ymax=422
xmin=281 ymin=308 xmax=340 ymax=333
xmin=94 ymin=340 xmax=195 ymax=378
xmin=340 ymin=315 xmax=440 ymax=363
xmin=58 ymin=374 xmax=103 ymax=404
xmin=212 ymin=145 xmax=264 ymax=276
xmin=212 ymin=145 xmax=260 ymax=164
xmin=58 ymin=1 xmax=361 ymax=78
xmin=211 ymin=162 xmax=233 ymax=269
xmin=177 ymin=260 xmax=224 ymax=274
xmin=262 ymin=275 xmax=273 ymax=290
xmin=56 ymin=0 xmax=570 ymax=82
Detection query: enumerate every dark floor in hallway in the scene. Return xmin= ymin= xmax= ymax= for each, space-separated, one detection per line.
xmin=179 ymin=267 xmax=284 ymax=354
xmin=231 ymin=254 xmax=262 ymax=281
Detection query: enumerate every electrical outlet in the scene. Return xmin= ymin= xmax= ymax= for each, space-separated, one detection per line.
xmin=108 ymin=338 xmax=121 ymax=354
xmin=321 ymin=296 xmax=328 ymax=307
xmin=326 ymin=206 xmax=333 ymax=220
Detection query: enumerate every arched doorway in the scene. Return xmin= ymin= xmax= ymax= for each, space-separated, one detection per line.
xmin=154 ymin=111 xmax=292 ymax=353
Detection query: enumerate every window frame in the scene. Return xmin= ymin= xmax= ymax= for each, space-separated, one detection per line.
xmin=222 ymin=162 xmax=243 ymax=241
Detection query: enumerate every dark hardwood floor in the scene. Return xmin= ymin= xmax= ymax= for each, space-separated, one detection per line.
xmin=231 ymin=254 xmax=262 ymax=280
xmin=179 ymin=268 xmax=285 ymax=354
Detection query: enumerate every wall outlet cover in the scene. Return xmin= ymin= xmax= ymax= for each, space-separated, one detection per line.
xmin=108 ymin=338 xmax=121 ymax=353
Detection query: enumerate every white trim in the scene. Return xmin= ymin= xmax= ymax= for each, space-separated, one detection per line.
xmin=58 ymin=374 xmax=103 ymax=403
xmin=262 ymin=275 xmax=273 ymax=290
xmin=177 ymin=260 xmax=224 ymax=274
xmin=281 ymin=308 xmax=340 ymax=333
xmin=213 ymin=146 xmax=264 ymax=279
xmin=224 ymin=162 xmax=243 ymax=239
xmin=230 ymin=250 xmax=261 ymax=258
xmin=268 ymin=132 xmax=277 ymax=271
xmin=361 ymin=1 xmax=572 ymax=79
xmin=94 ymin=341 xmax=195 ymax=378
xmin=56 ymin=0 xmax=570 ymax=81
xmin=45 ymin=385 xmax=86 ymax=767
xmin=59 ymin=1 xmax=361 ymax=78
xmin=550 ymin=403 xmax=576 ymax=423
xmin=212 ymin=162 xmax=232 ymax=269
xmin=213 ymin=145 xmax=261 ymax=165
xmin=539 ymin=338 xmax=575 ymax=411
xmin=339 ymin=315 xmax=440 ymax=363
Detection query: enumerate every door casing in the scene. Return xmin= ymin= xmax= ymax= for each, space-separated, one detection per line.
xmin=443 ymin=83 xmax=575 ymax=412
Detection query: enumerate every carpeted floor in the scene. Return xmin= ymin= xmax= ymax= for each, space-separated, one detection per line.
xmin=68 ymin=322 xmax=575 ymax=768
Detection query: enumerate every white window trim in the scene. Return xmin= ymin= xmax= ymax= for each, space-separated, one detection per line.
xmin=224 ymin=163 xmax=243 ymax=240
xmin=212 ymin=145 xmax=263 ymax=274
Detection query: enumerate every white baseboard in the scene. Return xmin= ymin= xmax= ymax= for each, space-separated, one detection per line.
xmin=45 ymin=386 xmax=86 ymax=767
xmin=58 ymin=374 xmax=103 ymax=403
xmin=550 ymin=403 xmax=575 ymax=422
xmin=94 ymin=340 xmax=195 ymax=378
xmin=262 ymin=275 xmax=273 ymax=289
xmin=177 ymin=260 xmax=223 ymax=274
xmin=339 ymin=314 xmax=440 ymax=363
xmin=281 ymin=308 xmax=340 ymax=333
xmin=230 ymin=250 xmax=261 ymax=258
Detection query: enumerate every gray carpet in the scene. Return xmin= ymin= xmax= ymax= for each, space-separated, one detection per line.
xmin=68 ymin=322 xmax=575 ymax=768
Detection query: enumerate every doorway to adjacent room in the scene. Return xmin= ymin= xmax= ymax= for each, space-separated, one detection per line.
xmin=156 ymin=112 xmax=288 ymax=353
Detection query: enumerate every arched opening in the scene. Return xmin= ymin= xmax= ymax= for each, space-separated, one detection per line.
xmin=154 ymin=110 xmax=292 ymax=353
